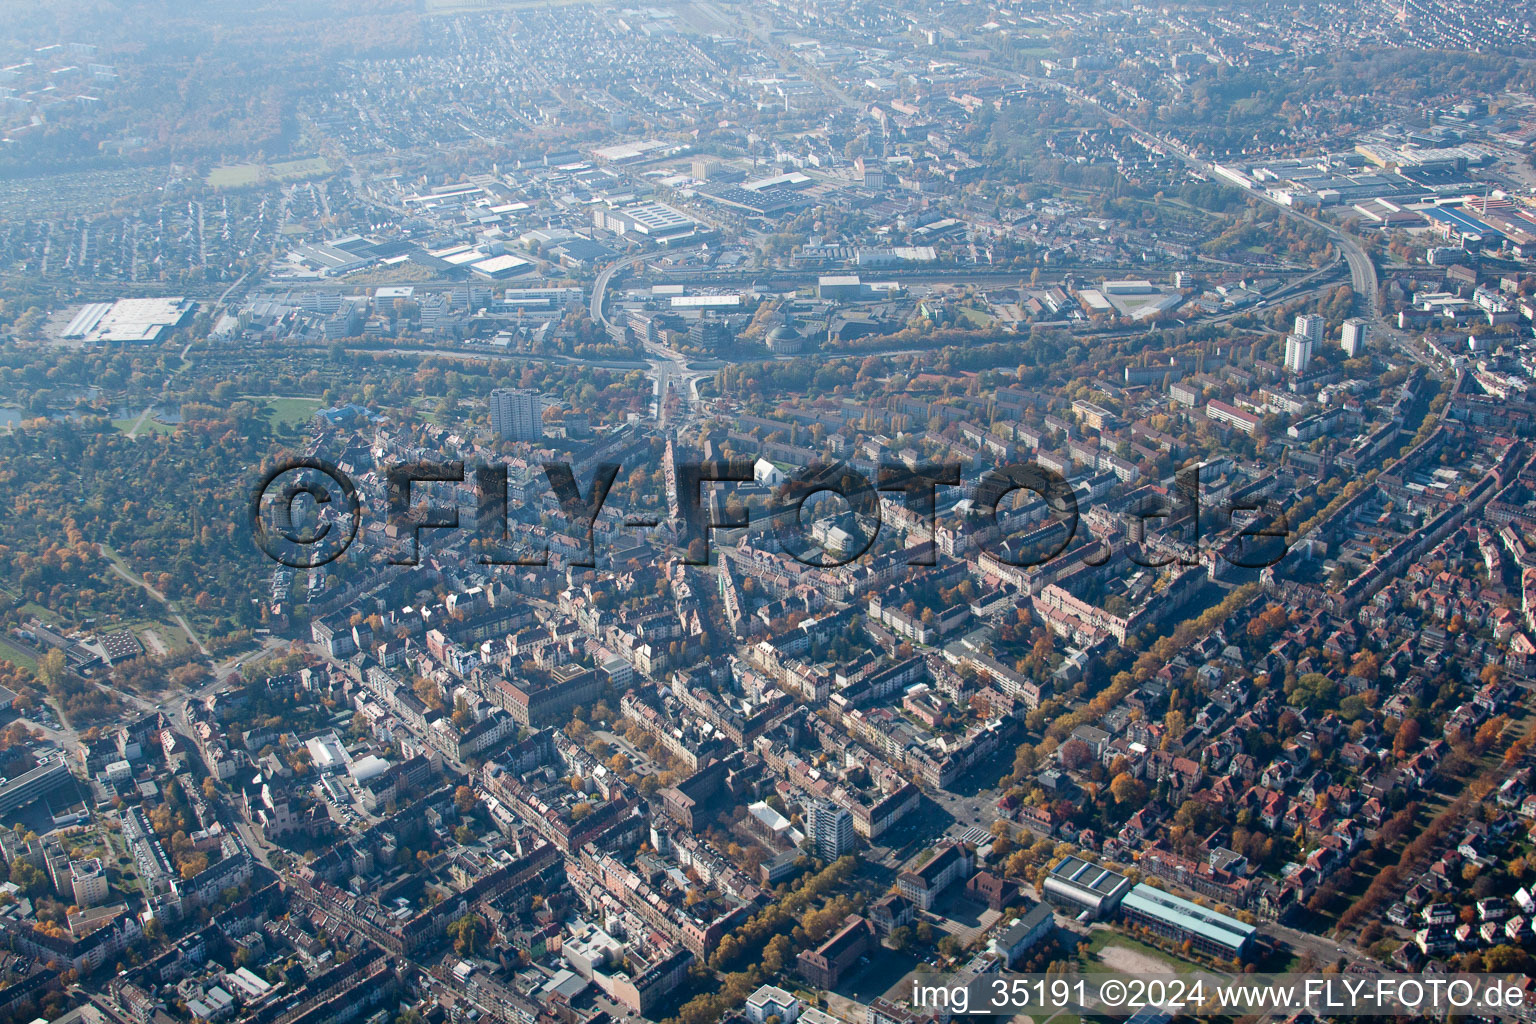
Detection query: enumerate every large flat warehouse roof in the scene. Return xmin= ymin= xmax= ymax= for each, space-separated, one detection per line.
xmin=63 ymin=297 xmax=195 ymax=343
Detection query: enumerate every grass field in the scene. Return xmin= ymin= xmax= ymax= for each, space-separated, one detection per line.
xmin=270 ymin=156 xmax=332 ymax=180
xmin=409 ymin=396 xmax=447 ymax=425
xmin=111 ymin=416 xmax=177 ymax=434
xmin=242 ymin=394 xmax=326 ymax=426
xmin=0 ymin=637 xmax=38 ymax=672
xmin=207 ymin=164 xmax=263 ymax=187
xmin=121 ymin=618 xmax=192 ymax=655
xmin=208 ymin=157 xmax=331 ymax=188
xmin=18 ymin=602 xmax=59 ymax=624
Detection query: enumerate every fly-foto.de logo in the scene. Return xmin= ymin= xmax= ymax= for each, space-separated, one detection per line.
xmin=249 ymin=457 xmax=1289 ymax=572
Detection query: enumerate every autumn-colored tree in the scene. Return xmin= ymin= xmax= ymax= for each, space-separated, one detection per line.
xmin=1473 ymin=715 xmax=1506 ymax=753
xmin=179 ymin=853 xmax=209 ymax=880
xmin=1058 ymin=739 xmax=1093 ymax=770
xmin=447 ymin=913 xmax=486 ymax=956
xmin=1110 ymin=772 xmax=1148 ymax=806
xmin=36 ymin=649 xmax=66 ymax=692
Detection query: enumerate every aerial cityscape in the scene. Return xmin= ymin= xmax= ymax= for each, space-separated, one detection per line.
xmin=2 ymin=0 xmax=1536 ymax=1021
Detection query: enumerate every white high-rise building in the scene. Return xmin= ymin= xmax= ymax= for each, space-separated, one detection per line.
xmin=1341 ymin=317 xmax=1371 ymax=357
xmin=1293 ymin=314 xmax=1325 ymax=346
xmin=1284 ymin=333 xmax=1314 ymax=375
xmin=807 ymin=799 xmax=855 ymax=860
xmin=489 ymin=388 xmax=544 ymax=441
xmin=71 ymin=857 xmax=109 ymax=907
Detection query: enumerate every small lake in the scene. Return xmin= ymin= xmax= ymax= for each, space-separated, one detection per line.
xmin=0 ymin=400 xmax=182 ymax=427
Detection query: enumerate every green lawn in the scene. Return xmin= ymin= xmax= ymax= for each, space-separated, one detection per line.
xmin=95 ymin=616 xmax=192 ymax=658
xmin=242 ymin=395 xmax=326 ymax=426
xmin=269 ymin=156 xmax=332 ymax=180
xmin=0 ymin=637 xmax=38 ymax=672
xmin=207 ymin=164 xmax=263 ymax=187
xmin=18 ymin=602 xmax=60 ymax=624
xmin=211 ymin=158 xmax=331 ymax=187
xmin=111 ymin=416 xmax=177 ymax=434
xmin=409 ymin=396 xmax=448 ymax=425
xmin=126 ymin=620 xmax=192 ymax=655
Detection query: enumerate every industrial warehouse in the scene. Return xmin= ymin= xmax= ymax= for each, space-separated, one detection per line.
xmin=61 ymin=297 xmax=196 ymax=344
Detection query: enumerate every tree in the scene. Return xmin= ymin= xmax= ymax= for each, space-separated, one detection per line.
xmin=1484 ymin=944 xmax=1532 ymax=973
xmin=9 ymin=858 xmax=45 ymax=895
xmin=37 ymin=649 xmax=66 ymax=692
xmin=1162 ymin=710 xmax=1187 ymax=743
xmin=1059 ymin=739 xmax=1093 ymax=770
xmin=1473 ymin=716 xmax=1506 ymax=753
xmin=709 ymin=934 xmax=743 ymax=970
xmin=762 ymin=933 xmax=793 ymax=972
xmin=454 ymin=785 xmax=478 ymax=815
xmin=1289 ymin=673 xmax=1337 ymax=712
xmin=1110 ymin=773 xmax=1148 ymax=807
xmin=412 ymin=675 xmax=445 ymax=712
xmin=448 ymin=913 xmax=486 ymax=957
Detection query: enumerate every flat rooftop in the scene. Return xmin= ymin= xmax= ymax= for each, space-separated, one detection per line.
xmin=1121 ymin=883 xmax=1256 ymax=950
xmin=63 ymin=297 xmax=194 ymax=343
xmin=1048 ymin=855 xmax=1131 ymax=897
